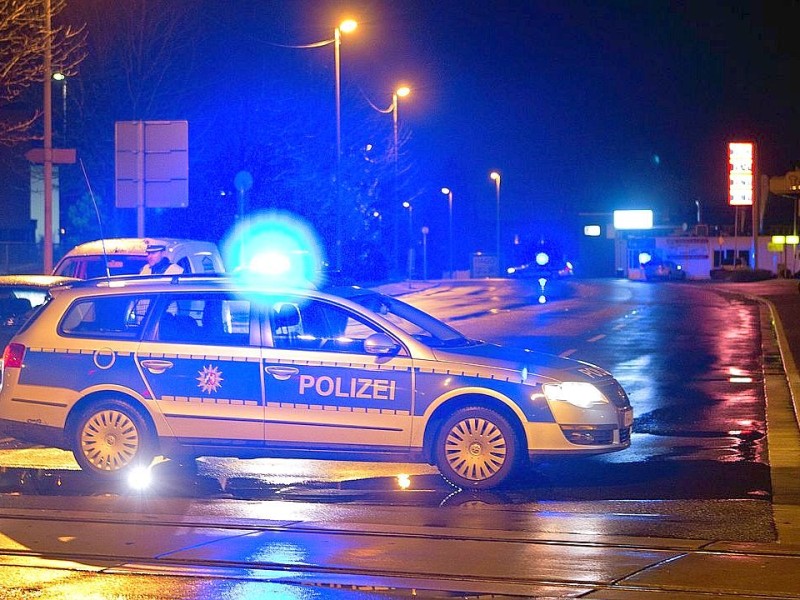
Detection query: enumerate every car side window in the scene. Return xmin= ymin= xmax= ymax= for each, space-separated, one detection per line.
xmin=176 ymin=257 xmax=192 ymax=273
xmin=268 ymin=298 xmax=396 ymax=354
xmin=60 ymin=295 xmax=153 ymax=340
xmin=155 ymin=294 xmax=252 ymax=346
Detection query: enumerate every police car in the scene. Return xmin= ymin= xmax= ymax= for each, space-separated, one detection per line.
xmin=0 ymin=275 xmax=632 ymax=489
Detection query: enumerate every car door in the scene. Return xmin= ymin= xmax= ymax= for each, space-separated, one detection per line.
xmin=137 ymin=291 xmax=265 ymax=447
xmin=260 ymin=295 xmax=414 ymax=453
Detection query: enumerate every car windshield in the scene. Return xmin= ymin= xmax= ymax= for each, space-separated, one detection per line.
xmin=350 ymin=292 xmax=472 ymax=348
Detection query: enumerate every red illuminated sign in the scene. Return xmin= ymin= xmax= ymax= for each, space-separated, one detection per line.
xmin=728 ymin=142 xmax=754 ymax=206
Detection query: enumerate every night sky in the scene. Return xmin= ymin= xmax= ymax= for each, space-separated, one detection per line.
xmin=211 ymin=0 xmax=800 ymax=248
xmin=5 ymin=0 xmax=800 ymax=272
xmin=307 ymin=1 xmax=800 ymax=210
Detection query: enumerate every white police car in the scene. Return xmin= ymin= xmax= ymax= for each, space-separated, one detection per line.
xmin=0 ymin=275 xmax=632 ymax=489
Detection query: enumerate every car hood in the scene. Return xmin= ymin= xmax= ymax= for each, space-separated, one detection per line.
xmin=431 ymin=340 xmax=612 ymax=384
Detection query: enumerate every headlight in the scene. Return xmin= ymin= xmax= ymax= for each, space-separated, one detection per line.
xmin=542 ymin=382 xmax=608 ymax=408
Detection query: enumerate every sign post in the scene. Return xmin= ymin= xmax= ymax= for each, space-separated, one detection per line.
xmin=728 ymin=142 xmax=756 ymax=267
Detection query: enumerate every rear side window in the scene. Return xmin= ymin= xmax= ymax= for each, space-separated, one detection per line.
xmin=60 ymin=295 xmax=154 ymax=340
xmin=54 ymin=256 xmax=147 ymax=279
xmin=155 ymin=293 xmax=253 ymax=346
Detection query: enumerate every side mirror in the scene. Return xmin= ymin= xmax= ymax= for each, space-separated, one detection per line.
xmin=363 ymin=332 xmax=400 ymax=356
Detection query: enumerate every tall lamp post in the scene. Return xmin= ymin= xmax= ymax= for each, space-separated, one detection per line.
xmin=490 ymin=171 xmax=501 ymax=271
xmin=42 ymin=0 xmax=54 ymax=274
xmin=52 ymin=72 xmax=67 ymax=143
xmin=392 ymin=86 xmax=410 ymax=274
xmin=365 ymin=85 xmax=411 ymax=275
xmin=403 ymin=201 xmax=413 ymax=279
xmin=280 ymin=20 xmax=358 ymax=271
xmin=441 ymin=187 xmax=454 ymax=277
xmin=334 ymin=18 xmax=357 ymax=272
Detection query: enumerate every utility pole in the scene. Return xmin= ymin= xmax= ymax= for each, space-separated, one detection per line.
xmin=43 ymin=0 xmax=53 ymax=273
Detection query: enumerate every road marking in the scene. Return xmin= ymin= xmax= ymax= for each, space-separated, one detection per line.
xmin=587 ymin=334 xmax=606 ymax=343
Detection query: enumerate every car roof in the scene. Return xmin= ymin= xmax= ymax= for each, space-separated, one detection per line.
xmin=51 ymin=275 xmax=375 ymax=303
xmin=0 ymin=274 xmax=80 ymax=289
xmin=59 ymin=238 xmax=218 ymax=257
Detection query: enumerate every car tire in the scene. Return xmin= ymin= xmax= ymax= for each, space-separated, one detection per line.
xmin=434 ymin=406 xmax=519 ymax=489
xmin=71 ymin=399 xmax=155 ymax=479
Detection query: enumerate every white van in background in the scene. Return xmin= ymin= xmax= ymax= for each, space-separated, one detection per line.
xmin=53 ymin=238 xmax=225 ymax=279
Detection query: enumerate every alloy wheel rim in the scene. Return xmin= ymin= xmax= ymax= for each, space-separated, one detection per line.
xmin=444 ymin=417 xmax=507 ymax=481
xmin=80 ymin=409 xmax=140 ymax=471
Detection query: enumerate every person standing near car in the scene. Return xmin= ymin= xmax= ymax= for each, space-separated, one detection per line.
xmin=140 ymin=243 xmax=184 ymax=275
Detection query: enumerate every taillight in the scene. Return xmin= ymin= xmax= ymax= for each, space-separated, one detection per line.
xmin=3 ymin=343 xmax=25 ymax=368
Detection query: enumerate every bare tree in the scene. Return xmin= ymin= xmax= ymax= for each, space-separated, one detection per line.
xmin=0 ymin=0 xmax=85 ymax=145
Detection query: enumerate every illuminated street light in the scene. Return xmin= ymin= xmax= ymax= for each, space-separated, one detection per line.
xmin=490 ymin=171 xmax=501 ymax=270
xmin=441 ymin=187 xmax=454 ymax=277
xmin=334 ymin=19 xmax=357 ymax=272
xmin=367 ymin=85 xmax=412 ymax=275
xmin=52 ymin=71 xmax=67 ymax=142
xmin=271 ymin=19 xmax=358 ymax=272
xmin=392 ymin=86 xmax=410 ymax=274
xmin=403 ymin=201 xmax=413 ymax=279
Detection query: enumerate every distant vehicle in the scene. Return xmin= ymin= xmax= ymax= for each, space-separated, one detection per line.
xmin=507 ymin=252 xmax=573 ymax=279
xmin=643 ymin=260 xmax=687 ymax=281
xmin=507 ymin=238 xmax=574 ymax=280
xmin=0 ymin=275 xmax=632 ymax=489
xmin=0 ymin=275 xmax=78 ymax=350
xmin=53 ymin=238 xmax=225 ymax=279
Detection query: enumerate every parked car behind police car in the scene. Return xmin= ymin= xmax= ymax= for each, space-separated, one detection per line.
xmin=0 ymin=275 xmax=78 ymax=351
xmin=0 ymin=275 xmax=632 ymax=489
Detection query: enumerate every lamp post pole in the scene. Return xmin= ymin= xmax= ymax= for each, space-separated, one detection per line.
xmin=333 ymin=19 xmax=357 ymax=273
xmin=334 ymin=25 xmax=343 ymax=273
xmin=490 ymin=171 xmax=501 ymax=272
xmin=43 ymin=0 xmax=54 ymax=274
xmin=391 ymin=86 xmax=410 ymax=275
xmin=403 ymin=201 xmax=413 ymax=279
xmin=53 ymin=72 xmax=67 ymax=142
xmin=441 ymin=187 xmax=453 ymax=277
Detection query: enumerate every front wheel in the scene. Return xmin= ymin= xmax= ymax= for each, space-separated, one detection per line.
xmin=71 ymin=399 xmax=155 ymax=478
xmin=434 ymin=406 xmax=520 ymax=489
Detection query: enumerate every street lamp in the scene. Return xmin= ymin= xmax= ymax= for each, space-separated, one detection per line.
xmin=334 ymin=18 xmax=357 ymax=273
xmin=441 ymin=187 xmax=454 ymax=277
xmin=403 ymin=201 xmax=413 ymax=279
xmin=52 ymin=72 xmax=67 ymax=143
xmin=277 ymin=19 xmax=358 ymax=272
xmin=490 ymin=171 xmax=501 ymax=270
xmin=392 ymin=86 xmax=410 ymax=275
xmin=368 ymin=85 xmax=411 ymax=274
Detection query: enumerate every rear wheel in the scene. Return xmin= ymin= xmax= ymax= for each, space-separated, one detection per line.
xmin=435 ymin=406 xmax=519 ymax=489
xmin=71 ymin=399 xmax=155 ymax=478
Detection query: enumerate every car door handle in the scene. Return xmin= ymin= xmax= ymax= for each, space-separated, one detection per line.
xmin=265 ymin=365 xmax=299 ymax=381
xmin=140 ymin=359 xmax=174 ymax=375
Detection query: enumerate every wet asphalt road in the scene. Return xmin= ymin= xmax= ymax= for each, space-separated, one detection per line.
xmin=0 ymin=277 xmax=793 ymax=540
xmin=1 ymin=277 xmax=799 ymax=598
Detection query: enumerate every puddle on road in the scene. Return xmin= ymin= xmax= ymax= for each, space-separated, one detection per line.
xmin=0 ymin=448 xmax=773 ymax=507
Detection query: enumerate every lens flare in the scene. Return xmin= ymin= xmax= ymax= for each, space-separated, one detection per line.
xmin=127 ymin=465 xmax=152 ymax=490
xmin=221 ymin=211 xmax=325 ymax=289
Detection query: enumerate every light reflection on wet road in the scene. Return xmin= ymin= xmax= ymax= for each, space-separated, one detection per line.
xmin=0 ymin=278 xmax=782 ymax=538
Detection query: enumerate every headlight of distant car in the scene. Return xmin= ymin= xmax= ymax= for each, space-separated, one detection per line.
xmin=542 ymin=382 xmax=609 ymax=408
